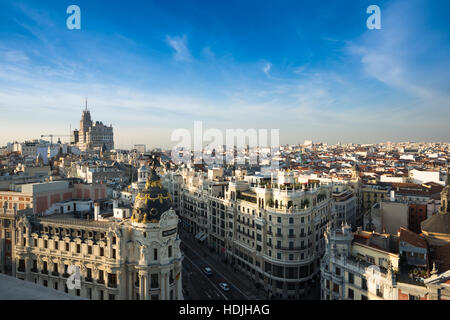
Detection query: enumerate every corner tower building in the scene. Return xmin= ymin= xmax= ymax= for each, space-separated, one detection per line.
xmin=13 ymin=165 xmax=183 ymax=300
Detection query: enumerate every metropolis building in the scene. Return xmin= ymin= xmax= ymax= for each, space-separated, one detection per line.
xmin=12 ymin=167 xmax=183 ymax=300
xmin=164 ymin=167 xmax=335 ymax=299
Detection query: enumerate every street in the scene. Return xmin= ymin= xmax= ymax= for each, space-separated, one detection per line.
xmin=180 ymin=229 xmax=267 ymax=300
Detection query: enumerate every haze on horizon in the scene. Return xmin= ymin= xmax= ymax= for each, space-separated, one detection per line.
xmin=0 ymin=0 xmax=449 ymax=150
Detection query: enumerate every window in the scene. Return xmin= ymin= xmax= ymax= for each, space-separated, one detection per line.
xmin=100 ymin=247 xmax=104 ymax=256
xmin=348 ymin=288 xmax=354 ymax=300
xmin=88 ymin=245 xmax=92 ymax=254
xmin=277 ymin=217 xmax=281 ymax=223
xmin=87 ymin=268 xmax=92 ymax=280
xmin=362 ymin=278 xmax=367 ymax=290
xmin=289 ymin=217 xmax=294 ymax=224
xmin=76 ymin=244 xmax=81 ymax=253
xmin=154 ymin=248 xmax=158 ymax=260
xmin=54 ymin=241 xmax=58 ymax=250
xmin=66 ymin=243 xmax=69 ymax=252
xmin=151 ymin=274 xmax=159 ymax=288
xmin=168 ymin=246 xmax=172 ymax=258
xmin=348 ymin=272 xmax=354 ymax=284
xmin=335 ymin=267 xmax=341 ymax=276
xmin=112 ymin=249 xmax=116 ymax=259
xmin=44 ymin=240 xmax=48 ymax=248
xmin=361 ymin=295 xmax=368 ymax=300
xmin=366 ymin=255 xmax=375 ymax=264
xmin=333 ymin=283 xmax=339 ymax=293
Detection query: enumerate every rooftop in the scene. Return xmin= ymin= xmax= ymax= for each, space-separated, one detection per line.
xmin=0 ymin=274 xmax=85 ymax=300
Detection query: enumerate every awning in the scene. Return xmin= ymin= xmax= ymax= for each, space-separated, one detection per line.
xmin=195 ymin=232 xmax=204 ymax=240
xmin=199 ymin=233 xmax=208 ymax=242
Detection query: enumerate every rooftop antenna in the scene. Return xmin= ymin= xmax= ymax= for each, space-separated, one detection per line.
xmin=85 ymin=97 xmax=88 ymax=111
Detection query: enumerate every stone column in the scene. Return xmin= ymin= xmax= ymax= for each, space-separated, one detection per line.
xmin=164 ymin=272 xmax=170 ymax=300
xmin=145 ymin=274 xmax=150 ymax=300
xmin=25 ymin=256 xmax=31 ymax=281
xmin=117 ymin=270 xmax=124 ymax=300
xmin=138 ymin=272 xmax=145 ymax=300
xmin=177 ymin=270 xmax=183 ymax=300
xmin=128 ymin=270 xmax=133 ymax=300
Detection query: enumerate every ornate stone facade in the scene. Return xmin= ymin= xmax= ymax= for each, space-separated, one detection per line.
xmin=12 ymin=172 xmax=183 ymax=300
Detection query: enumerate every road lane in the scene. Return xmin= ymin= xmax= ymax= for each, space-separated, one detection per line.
xmin=181 ymin=237 xmax=249 ymax=300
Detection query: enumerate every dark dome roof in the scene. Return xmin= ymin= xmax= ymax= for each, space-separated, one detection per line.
xmin=131 ymin=168 xmax=171 ymax=223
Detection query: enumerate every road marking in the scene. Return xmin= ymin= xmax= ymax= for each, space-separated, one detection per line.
xmin=182 ymin=238 xmax=250 ymax=299
xmin=183 ymin=253 xmax=229 ymax=300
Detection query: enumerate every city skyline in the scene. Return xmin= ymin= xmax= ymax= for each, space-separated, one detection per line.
xmin=0 ymin=0 xmax=449 ymax=149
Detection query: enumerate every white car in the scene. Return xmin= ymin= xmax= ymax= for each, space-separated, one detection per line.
xmin=219 ymin=282 xmax=230 ymax=291
xmin=203 ymin=267 xmax=212 ymax=276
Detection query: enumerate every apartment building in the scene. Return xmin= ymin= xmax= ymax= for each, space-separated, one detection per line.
xmin=165 ymin=167 xmax=335 ymax=299
xmin=320 ymin=224 xmax=399 ymax=300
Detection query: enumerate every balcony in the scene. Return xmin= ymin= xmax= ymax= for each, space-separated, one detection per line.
xmin=41 ymin=270 xmax=48 ymax=275
xmin=97 ymin=279 xmax=105 ymax=285
xmin=52 ymin=272 xmax=59 ymax=277
xmin=85 ymin=277 xmax=93 ymax=283
xmin=107 ymin=283 xmax=117 ymax=289
xmin=63 ymin=272 xmax=70 ymax=278
xmin=31 ymin=268 xmax=38 ymax=273
xmin=288 ymin=234 xmax=296 ymax=238
xmin=275 ymin=233 xmax=283 ymax=238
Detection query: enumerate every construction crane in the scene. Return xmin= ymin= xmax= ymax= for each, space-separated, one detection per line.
xmin=41 ymin=134 xmax=71 ymax=146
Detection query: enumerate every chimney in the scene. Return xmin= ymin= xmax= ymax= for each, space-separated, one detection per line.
xmin=94 ymin=202 xmax=100 ymax=221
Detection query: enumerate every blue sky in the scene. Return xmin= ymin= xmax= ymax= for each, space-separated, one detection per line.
xmin=0 ymin=0 xmax=449 ymax=149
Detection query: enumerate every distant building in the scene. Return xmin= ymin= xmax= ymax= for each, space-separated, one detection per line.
xmin=76 ymin=100 xmax=114 ymax=152
xmin=134 ymin=144 xmax=146 ymax=153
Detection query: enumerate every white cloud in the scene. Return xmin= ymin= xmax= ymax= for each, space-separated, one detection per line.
xmin=263 ymin=62 xmax=271 ymax=75
xmin=165 ymin=35 xmax=192 ymax=62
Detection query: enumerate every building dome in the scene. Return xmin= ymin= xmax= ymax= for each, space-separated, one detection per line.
xmin=131 ymin=168 xmax=172 ymax=223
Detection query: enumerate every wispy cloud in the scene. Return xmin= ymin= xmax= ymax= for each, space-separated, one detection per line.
xmin=263 ymin=62 xmax=271 ymax=75
xmin=165 ymin=35 xmax=192 ymax=62
xmin=347 ymin=0 xmax=450 ymax=110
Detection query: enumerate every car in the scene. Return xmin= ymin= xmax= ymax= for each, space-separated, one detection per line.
xmin=203 ymin=266 xmax=212 ymax=276
xmin=219 ymin=282 xmax=230 ymax=291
